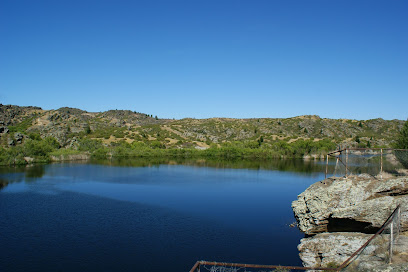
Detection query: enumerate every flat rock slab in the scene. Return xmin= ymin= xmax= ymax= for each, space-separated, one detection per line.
xmin=292 ymin=175 xmax=408 ymax=235
xmin=298 ymin=232 xmax=408 ymax=271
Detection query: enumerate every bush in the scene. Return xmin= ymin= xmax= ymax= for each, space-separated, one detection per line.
xmin=93 ymin=147 xmax=109 ymax=157
xmin=150 ymin=141 xmax=166 ymax=149
xmin=29 ymin=133 xmax=42 ymax=141
xmin=23 ymin=139 xmax=56 ymax=158
xmin=78 ymin=138 xmax=104 ymax=152
xmin=44 ymin=136 xmax=60 ymax=149
xmin=0 ymin=146 xmax=26 ymax=165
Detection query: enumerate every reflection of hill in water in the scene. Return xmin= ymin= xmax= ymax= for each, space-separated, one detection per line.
xmin=90 ymin=157 xmax=329 ymax=175
xmin=0 ymin=178 xmax=8 ymax=190
xmin=0 ymin=164 xmax=47 ymax=190
xmin=0 ymin=165 xmax=46 ymax=178
xmin=0 ymin=158 xmax=336 ymax=191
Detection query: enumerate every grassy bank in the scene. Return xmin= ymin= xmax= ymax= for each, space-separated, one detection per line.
xmin=0 ymin=136 xmax=337 ymax=166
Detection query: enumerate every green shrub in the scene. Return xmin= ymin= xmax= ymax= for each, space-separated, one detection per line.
xmin=150 ymin=141 xmax=166 ymax=149
xmin=23 ymin=139 xmax=56 ymax=158
xmin=8 ymin=116 xmax=36 ymax=133
xmin=93 ymin=147 xmax=109 ymax=157
xmin=395 ymin=119 xmax=408 ymax=149
xmin=29 ymin=133 xmax=42 ymax=141
xmin=78 ymin=138 xmax=104 ymax=152
xmin=0 ymin=146 xmax=26 ymax=165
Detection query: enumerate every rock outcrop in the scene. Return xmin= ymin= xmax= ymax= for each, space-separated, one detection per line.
xmin=299 ymin=232 xmax=408 ymax=271
xmin=292 ymin=174 xmax=408 ymax=235
xmin=293 ymin=174 xmax=408 ymax=270
xmin=0 ymin=126 xmax=9 ymax=134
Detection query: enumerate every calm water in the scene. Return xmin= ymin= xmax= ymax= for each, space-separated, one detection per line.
xmin=0 ymin=158 xmax=326 ymax=271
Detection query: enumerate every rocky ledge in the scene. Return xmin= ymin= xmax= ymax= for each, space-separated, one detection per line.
xmin=299 ymin=232 xmax=408 ymax=271
xmin=292 ymin=174 xmax=408 ymax=270
xmin=292 ymin=174 xmax=408 ymax=235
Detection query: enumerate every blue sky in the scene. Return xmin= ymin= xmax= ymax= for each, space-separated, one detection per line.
xmin=1 ymin=0 xmax=407 ymax=120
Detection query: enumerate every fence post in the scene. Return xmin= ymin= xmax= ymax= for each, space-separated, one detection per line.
xmin=325 ymin=155 xmax=329 ymax=179
xmin=380 ymin=148 xmax=383 ymax=179
xmin=398 ymin=206 xmax=401 ymax=235
xmin=345 ymin=149 xmax=348 ymax=177
xmin=389 ymin=219 xmax=394 ymax=264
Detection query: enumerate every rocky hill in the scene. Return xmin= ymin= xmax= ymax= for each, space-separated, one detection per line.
xmin=0 ymin=104 xmax=404 ymax=150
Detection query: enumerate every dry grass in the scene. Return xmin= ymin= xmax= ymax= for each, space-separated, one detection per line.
xmin=193 ymin=141 xmax=210 ymax=148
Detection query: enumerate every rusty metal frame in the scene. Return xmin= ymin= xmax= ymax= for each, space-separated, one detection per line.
xmin=189 ymin=260 xmax=339 ymax=272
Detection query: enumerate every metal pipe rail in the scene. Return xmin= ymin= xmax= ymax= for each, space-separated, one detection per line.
xmin=189 ymin=260 xmax=339 ymax=272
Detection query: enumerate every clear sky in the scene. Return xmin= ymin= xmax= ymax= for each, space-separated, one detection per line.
xmin=1 ymin=0 xmax=407 ymax=120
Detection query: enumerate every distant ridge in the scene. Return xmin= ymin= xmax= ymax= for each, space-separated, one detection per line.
xmin=0 ymin=104 xmax=404 ymax=149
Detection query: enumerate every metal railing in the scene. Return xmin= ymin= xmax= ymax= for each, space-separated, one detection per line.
xmin=189 ymin=260 xmax=338 ymax=271
xmin=337 ymin=205 xmax=401 ymax=270
xmin=324 ymin=148 xmax=408 ymax=179
xmin=189 ymin=205 xmax=402 ymax=272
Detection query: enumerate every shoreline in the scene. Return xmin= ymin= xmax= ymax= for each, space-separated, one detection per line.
xmin=0 ymin=148 xmax=328 ymax=166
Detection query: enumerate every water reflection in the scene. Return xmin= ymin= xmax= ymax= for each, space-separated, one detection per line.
xmin=90 ymin=157 xmax=329 ymax=174
xmin=0 ymin=178 xmax=8 ymax=190
xmin=0 ymin=164 xmax=46 ymax=177
xmin=25 ymin=165 xmax=46 ymax=178
xmin=0 ymin=164 xmax=47 ymax=190
xmin=0 ymin=158 xmax=337 ymax=191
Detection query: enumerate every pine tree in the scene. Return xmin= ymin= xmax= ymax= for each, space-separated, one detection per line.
xmin=395 ymin=119 xmax=408 ymax=149
xmin=394 ymin=119 xmax=408 ymax=168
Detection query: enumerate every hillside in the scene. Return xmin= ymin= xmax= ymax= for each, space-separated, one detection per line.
xmin=0 ymin=104 xmax=405 ymax=164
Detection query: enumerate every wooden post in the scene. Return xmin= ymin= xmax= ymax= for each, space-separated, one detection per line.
xmin=380 ymin=148 xmax=383 ymax=179
xmin=345 ymin=149 xmax=348 ymax=177
xmin=389 ymin=219 xmax=394 ymax=264
xmin=325 ymin=155 xmax=329 ymax=179
xmin=398 ymin=206 xmax=401 ymax=232
xmin=336 ymin=157 xmax=339 ymax=177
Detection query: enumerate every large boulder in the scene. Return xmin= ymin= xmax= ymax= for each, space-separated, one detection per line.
xmin=0 ymin=126 xmax=9 ymax=134
xmin=292 ymin=175 xmax=408 ymax=235
xmin=298 ymin=232 xmax=372 ymax=268
xmin=7 ymin=138 xmax=15 ymax=146
xmin=14 ymin=132 xmax=25 ymax=143
xmin=298 ymin=232 xmax=408 ymax=271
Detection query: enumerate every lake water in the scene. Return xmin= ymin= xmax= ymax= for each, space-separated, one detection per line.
xmin=0 ymin=158 xmax=327 ymax=271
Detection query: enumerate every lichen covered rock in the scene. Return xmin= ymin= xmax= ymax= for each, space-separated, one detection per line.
xmin=298 ymin=233 xmax=408 ymax=271
xmin=292 ymin=175 xmax=408 ymax=235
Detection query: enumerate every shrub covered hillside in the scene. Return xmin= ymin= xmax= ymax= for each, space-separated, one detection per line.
xmin=0 ymin=104 xmax=405 ymax=165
